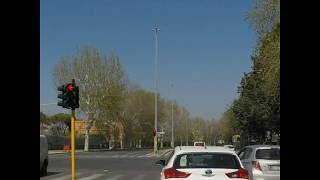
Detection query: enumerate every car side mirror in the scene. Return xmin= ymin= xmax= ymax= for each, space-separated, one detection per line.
xmin=155 ymin=159 xmax=165 ymax=166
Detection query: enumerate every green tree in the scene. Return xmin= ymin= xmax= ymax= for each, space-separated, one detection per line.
xmin=40 ymin=112 xmax=48 ymax=124
xmin=226 ymin=0 xmax=280 ymax=145
xmin=246 ymin=0 xmax=280 ymax=41
xmin=40 ymin=112 xmax=49 ymax=134
xmin=218 ymin=107 xmax=240 ymax=143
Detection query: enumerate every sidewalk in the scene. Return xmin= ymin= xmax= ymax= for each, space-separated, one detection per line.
xmin=48 ymin=148 xmax=143 ymax=154
xmin=48 ymin=150 xmax=84 ymax=155
xmin=144 ymin=148 xmax=173 ymax=157
xmin=48 ymin=148 xmax=173 ymax=155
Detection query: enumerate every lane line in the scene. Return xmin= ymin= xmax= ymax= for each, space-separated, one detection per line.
xmin=132 ymin=174 xmax=146 ymax=180
xmin=49 ymin=172 xmax=83 ymax=180
xmin=104 ymin=174 xmax=124 ymax=180
xmin=78 ymin=173 xmax=104 ymax=180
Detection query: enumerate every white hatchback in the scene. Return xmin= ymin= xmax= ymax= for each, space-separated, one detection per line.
xmin=224 ymin=145 xmax=235 ymax=151
xmin=156 ymin=146 xmax=249 ymax=180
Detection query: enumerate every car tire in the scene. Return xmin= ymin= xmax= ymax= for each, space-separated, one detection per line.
xmin=40 ymin=159 xmax=48 ymax=176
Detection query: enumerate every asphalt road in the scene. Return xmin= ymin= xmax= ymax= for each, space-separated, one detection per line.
xmin=40 ymin=149 xmax=162 ymax=180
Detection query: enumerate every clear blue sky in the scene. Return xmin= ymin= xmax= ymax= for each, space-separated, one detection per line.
xmin=40 ymin=0 xmax=255 ymax=120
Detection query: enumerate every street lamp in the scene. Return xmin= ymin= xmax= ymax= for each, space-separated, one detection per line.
xmin=171 ymin=83 xmax=174 ymax=148
xmin=152 ymin=25 xmax=160 ymax=154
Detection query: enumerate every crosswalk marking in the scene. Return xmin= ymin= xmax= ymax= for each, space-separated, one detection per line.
xmin=78 ymin=173 xmax=104 ymax=180
xmin=41 ymin=172 xmax=160 ymax=180
xmin=104 ymin=174 xmax=124 ymax=180
xmin=50 ymin=173 xmax=83 ymax=180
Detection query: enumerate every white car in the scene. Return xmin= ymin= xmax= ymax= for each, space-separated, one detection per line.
xmin=40 ymin=135 xmax=48 ymax=176
xmin=224 ymin=145 xmax=235 ymax=151
xmin=156 ymin=146 xmax=249 ymax=180
xmin=238 ymin=145 xmax=280 ymax=180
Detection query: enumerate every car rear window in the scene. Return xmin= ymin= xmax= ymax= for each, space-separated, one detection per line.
xmin=173 ymin=153 xmax=241 ymax=169
xmin=255 ymin=148 xmax=280 ymax=160
xmin=159 ymin=150 xmax=175 ymax=165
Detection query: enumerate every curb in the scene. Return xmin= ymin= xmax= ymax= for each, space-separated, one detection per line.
xmin=48 ymin=150 xmax=84 ymax=155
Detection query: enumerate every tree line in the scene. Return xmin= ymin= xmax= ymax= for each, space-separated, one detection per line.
xmin=217 ymin=0 xmax=280 ymax=146
xmin=49 ymin=46 xmax=230 ymax=150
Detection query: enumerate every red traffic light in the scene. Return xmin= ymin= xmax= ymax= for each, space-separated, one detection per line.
xmin=66 ymin=84 xmax=75 ymax=91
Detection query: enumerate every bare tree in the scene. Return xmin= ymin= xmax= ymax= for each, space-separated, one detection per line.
xmin=53 ymin=46 xmax=127 ymax=151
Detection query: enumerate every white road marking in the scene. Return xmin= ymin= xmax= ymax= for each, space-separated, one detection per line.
xmin=78 ymin=174 xmax=104 ymax=180
xmin=50 ymin=173 xmax=83 ymax=180
xmin=104 ymin=174 xmax=124 ymax=180
xmin=132 ymin=174 xmax=146 ymax=180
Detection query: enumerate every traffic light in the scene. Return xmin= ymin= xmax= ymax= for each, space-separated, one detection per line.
xmin=57 ymin=79 xmax=79 ymax=109
xmin=67 ymin=83 xmax=79 ymax=109
xmin=57 ymin=85 xmax=69 ymax=109
xmin=153 ymin=129 xmax=156 ymax=137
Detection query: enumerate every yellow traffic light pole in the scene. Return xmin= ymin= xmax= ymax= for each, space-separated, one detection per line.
xmin=71 ymin=109 xmax=76 ymax=180
xmin=58 ymin=79 xmax=78 ymax=180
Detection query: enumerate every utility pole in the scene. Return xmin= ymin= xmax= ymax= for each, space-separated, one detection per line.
xmin=152 ymin=25 xmax=160 ymax=154
xmin=186 ymin=109 xmax=188 ymax=146
xmin=171 ymin=83 xmax=174 ymax=148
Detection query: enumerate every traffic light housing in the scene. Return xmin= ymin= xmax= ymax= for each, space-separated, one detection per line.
xmin=57 ymin=85 xmax=69 ymax=109
xmin=67 ymin=83 xmax=79 ymax=109
xmin=153 ymin=129 xmax=156 ymax=137
xmin=57 ymin=79 xmax=79 ymax=109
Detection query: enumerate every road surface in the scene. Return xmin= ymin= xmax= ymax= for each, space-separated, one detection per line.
xmin=40 ymin=149 xmax=162 ymax=180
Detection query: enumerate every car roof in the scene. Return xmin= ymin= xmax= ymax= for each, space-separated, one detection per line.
xmin=174 ymin=146 xmax=236 ymax=154
xmin=244 ymin=144 xmax=280 ymax=149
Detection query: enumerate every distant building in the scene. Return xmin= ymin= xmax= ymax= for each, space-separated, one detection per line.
xmin=75 ymin=119 xmax=103 ymax=136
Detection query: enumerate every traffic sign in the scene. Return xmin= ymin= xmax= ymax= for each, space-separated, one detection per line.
xmin=156 ymin=131 xmax=165 ymax=136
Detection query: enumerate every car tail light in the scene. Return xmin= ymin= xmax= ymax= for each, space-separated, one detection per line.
xmin=252 ymin=160 xmax=262 ymax=171
xmin=225 ymin=168 xmax=249 ymax=179
xmin=164 ymin=168 xmax=191 ymax=179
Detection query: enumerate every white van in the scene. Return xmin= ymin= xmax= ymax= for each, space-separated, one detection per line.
xmin=40 ymin=135 xmax=48 ymax=176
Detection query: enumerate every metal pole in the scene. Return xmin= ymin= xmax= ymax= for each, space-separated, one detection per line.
xmin=186 ymin=110 xmax=188 ymax=146
xmin=153 ymin=26 xmax=160 ymax=154
xmin=171 ymin=83 xmax=174 ymax=148
xmin=71 ymin=78 xmax=76 ymax=180
xmin=71 ymin=109 xmax=76 ymax=180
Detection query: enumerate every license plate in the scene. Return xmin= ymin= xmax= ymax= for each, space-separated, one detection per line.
xmin=269 ymin=165 xmax=280 ymax=171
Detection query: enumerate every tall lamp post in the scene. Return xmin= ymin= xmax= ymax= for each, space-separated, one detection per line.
xmin=171 ymin=83 xmax=174 ymax=148
xmin=153 ymin=26 xmax=160 ymax=154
